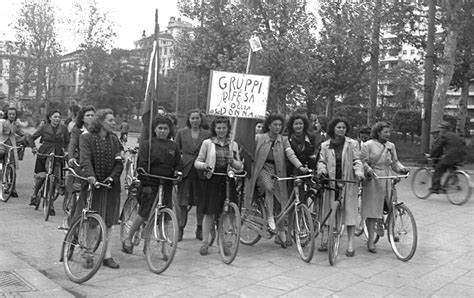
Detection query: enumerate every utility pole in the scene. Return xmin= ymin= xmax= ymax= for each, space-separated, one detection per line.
xmin=421 ymin=0 xmax=435 ymax=153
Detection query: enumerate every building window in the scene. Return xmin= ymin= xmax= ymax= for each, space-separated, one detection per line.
xmin=403 ymin=50 xmax=407 ymax=55
xmin=410 ymin=49 xmax=415 ymax=55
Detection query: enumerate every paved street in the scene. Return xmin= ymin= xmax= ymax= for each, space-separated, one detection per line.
xmin=1 ymin=137 xmax=473 ymax=297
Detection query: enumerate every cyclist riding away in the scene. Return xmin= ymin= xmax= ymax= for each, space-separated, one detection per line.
xmin=428 ymin=121 xmax=466 ymax=194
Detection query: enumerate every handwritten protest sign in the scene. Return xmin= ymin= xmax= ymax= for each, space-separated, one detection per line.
xmin=207 ymin=70 xmax=270 ymax=119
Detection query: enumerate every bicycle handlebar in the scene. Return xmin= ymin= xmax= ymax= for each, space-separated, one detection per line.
xmin=2 ymin=142 xmax=24 ymax=150
xmin=125 ymin=147 xmax=139 ymax=154
xmin=212 ymin=170 xmax=247 ymax=178
xmin=136 ymin=167 xmax=182 ymax=182
xmin=35 ymin=152 xmax=68 ymax=159
xmin=66 ymin=168 xmax=112 ymax=189
xmin=320 ymin=178 xmax=359 ymax=184
xmin=373 ymin=173 xmax=409 ymax=180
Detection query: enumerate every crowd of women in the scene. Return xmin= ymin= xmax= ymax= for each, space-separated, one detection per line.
xmin=8 ymin=105 xmax=408 ymax=269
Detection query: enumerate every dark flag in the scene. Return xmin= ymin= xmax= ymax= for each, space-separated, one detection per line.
xmin=140 ymin=9 xmax=160 ymax=172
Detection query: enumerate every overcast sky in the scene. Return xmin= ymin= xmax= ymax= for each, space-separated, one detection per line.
xmin=0 ymin=0 xmax=183 ymax=52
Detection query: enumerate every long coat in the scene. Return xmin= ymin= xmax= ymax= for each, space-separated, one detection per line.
xmin=360 ymin=139 xmax=405 ymax=219
xmin=430 ymin=131 xmax=465 ymax=165
xmin=79 ymin=132 xmax=123 ymax=227
xmin=247 ymin=133 xmax=303 ymax=206
xmin=175 ymin=127 xmax=211 ymax=177
xmin=0 ymin=119 xmax=26 ymax=167
xmin=317 ymin=137 xmax=364 ymax=226
xmin=29 ymin=123 xmax=69 ymax=174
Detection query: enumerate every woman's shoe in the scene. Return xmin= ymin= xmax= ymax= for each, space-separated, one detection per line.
xmin=122 ymin=240 xmax=133 ymax=254
xmin=103 ymin=258 xmax=119 ymax=269
xmin=367 ymin=243 xmax=376 ymax=254
xmin=318 ymin=242 xmax=328 ymax=252
xmin=199 ymin=242 xmax=209 ymax=256
xmin=346 ymin=249 xmax=355 ymax=257
xmin=275 ymin=234 xmax=287 ymax=249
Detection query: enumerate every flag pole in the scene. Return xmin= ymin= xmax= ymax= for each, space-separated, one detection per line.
xmin=147 ymin=9 xmax=160 ymax=172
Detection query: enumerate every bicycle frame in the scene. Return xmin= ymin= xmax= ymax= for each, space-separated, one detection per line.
xmin=244 ymin=173 xmax=313 ymax=238
xmin=36 ymin=152 xmax=67 ymax=198
xmin=124 ymin=147 xmax=139 ymax=190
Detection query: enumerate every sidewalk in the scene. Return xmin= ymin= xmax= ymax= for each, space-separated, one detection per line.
xmin=0 ymin=249 xmax=73 ymax=297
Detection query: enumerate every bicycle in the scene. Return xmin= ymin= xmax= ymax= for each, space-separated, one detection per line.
xmin=34 ymin=152 xmax=67 ymax=221
xmin=209 ymin=170 xmax=244 ymax=264
xmin=305 ymin=176 xmax=358 ymax=265
xmin=120 ymin=147 xmax=141 ymax=245
xmin=60 ymin=168 xmax=111 ymax=284
xmin=60 ymin=160 xmax=81 ymax=230
xmin=0 ymin=142 xmax=24 ymax=202
xmin=241 ymin=172 xmax=315 ymax=263
xmin=136 ymin=167 xmax=180 ymax=274
xmin=411 ymin=155 xmax=472 ymax=205
xmin=369 ymin=173 xmax=417 ymax=262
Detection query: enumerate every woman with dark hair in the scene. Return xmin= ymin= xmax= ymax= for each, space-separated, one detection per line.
xmin=65 ymin=104 xmax=81 ymax=133
xmin=194 ymin=116 xmax=243 ymax=256
xmin=361 ymin=122 xmax=408 ymax=254
xmin=247 ymin=114 xmax=308 ymax=248
xmin=317 ymin=118 xmax=365 ymax=257
xmin=123 ymin=115 xmax=182 ymax=254
xmin=0 ymin=107 xmax=27 ymax=198
xmin=28 ymin=110 xmax=69 ymax=214
xmin=79 ymin=109 xmax=123 ymax=268
xmin=60 ymin=106 xmax=95 ymax=229
xmin=174 ymin=109 xmax=211 ymax=241
xmin=286 ymin=114 xmax=317 ymax=171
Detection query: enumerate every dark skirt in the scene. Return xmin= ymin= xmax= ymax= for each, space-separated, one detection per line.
xmin=137 ymin=182 xmax=173 ymax=219
xmin=75 ymin=181 xmax=121 ymax=228
xmin=178 ymin=166 xmax=205 ymax=207
xmin=201 ymin=173 xmax=237 ymax=216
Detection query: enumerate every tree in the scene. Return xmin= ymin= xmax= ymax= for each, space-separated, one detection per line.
xmin=176 ymin=1 xmax=318 ymax=113
xmin=392 ymin=110 xmax=422 ymax=143
xmin=450 ymin=1 xmax=474 ymax=137
xmin=70 ymin=0 xmax=117 ymax=106
xmin=13 ymin=0 xmax=61 ymax=114
xmin=430 ymin=0 xmax=466 ymax=132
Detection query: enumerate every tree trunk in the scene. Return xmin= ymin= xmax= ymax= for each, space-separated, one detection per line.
xmin=326 ymin=95 xmax=335 ymax=120
xmin=430 ymin=1 xmax=463 ymax=132
xmin=420 ymin=0 xmax=435 ymax=153
xmin=457 ymin=78 xmax=469 ymax=136
xmin=367 ymin=0 xmax=382 ymax=126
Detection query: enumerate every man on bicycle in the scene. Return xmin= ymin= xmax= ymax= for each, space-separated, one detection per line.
xmin=429 ymin=121 xmax=466 ymax=194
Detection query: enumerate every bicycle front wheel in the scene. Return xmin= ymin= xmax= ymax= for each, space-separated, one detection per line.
xmin=388 ymin=204 xmax=417 ymax=262
xmin=1 ymin=164 xmax=15 ymax=202
xmin=144 ymin=208 xmax=179 ymax=274
xmin=240 ymin=200 xmax=265 ymax=246
xmin=218 ymin=202 xmax=241 ymax=264
xmin=445 ymin=171 xmax=472 ymax=205
xmin=293 ymin=204 xmax=315 ymax=263
xmin=120 ymin=193 xmax=140 ymax=244
xmin=62 ymin=213 xmax=107 ymax=283
xmin=43 ymin=177 xmax=54 ymax=221
xmin=328 ymin=204 xmax=343 ymax=266
xmin=411 ymin=168 xmax=432 ymax=199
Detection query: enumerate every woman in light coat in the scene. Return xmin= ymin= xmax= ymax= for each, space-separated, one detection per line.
xmin=317 ymin=118 xmax=365 ymax=257
xmin=247 ymin=114 xmax=307 ymax=248
xmin=361 ymin=122 xmax=408 ymax=253
xmin=194 ymin=116 xmax=243 ymax=256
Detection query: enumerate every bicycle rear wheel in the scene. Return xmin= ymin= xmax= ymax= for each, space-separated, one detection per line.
xmin=62 ymin=213 xmax=107 ymax=283
xmin=144 ymin=208 xmax=178 ymax=274
xmin=1 ymin=164 xmax=15 ymax=202
xmin=328 ymin=203 xmax=343 ymax=266
xmin=120 ymin=193 xmax=140 ymax=244
xmin=293 ymin=204 xmax=315 ymax=263
xmin=218 ymin=202 xmax=241 ymax=264
xmin=240 ymin=200 xmax=265 ymax=246
xmin=388 ymin=204 xmax=417 ymax=262
xmin=445 ymin=171 xmax=472 ymax=205
xmin=411 ymin=168 xmax=432 ymax=199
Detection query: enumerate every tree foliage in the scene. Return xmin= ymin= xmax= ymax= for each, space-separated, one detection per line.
xmin=392 ymin=110 xmax=421 ymax=137
xmin=13 ymin=0 xmax=60 ymax=113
